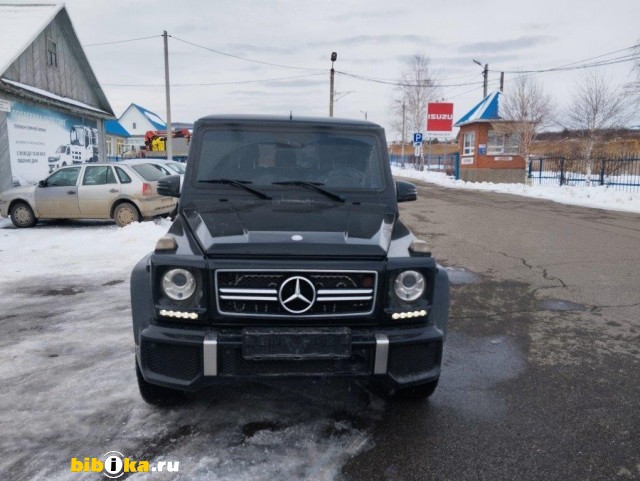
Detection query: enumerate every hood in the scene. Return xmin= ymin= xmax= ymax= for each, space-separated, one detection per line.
xmin=1 ymin=185 xmax=36 ymax=199
xmin=182 ymin=200 xmax=395 ymax=258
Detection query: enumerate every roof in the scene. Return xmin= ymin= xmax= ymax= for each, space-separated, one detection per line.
xmin=455 ymin=91 xmax=503 ymax=127
xmin=0 ymin=1 xmax=114 ymax=117
xmin=131 ymin=103 xmax=166 ymax=130
xmin=104 ymin=119 xmax=130 ymax=137
xmin=196 ymin=114 xmax=382 ymax=129
xmin=0 ymin=1 xmax=64 ymax=76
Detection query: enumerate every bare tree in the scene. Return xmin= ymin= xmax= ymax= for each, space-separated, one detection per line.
xmin=391 ymin=53 xmax=440 ymax=139
xmin=500 ymin=75 xmax=554 ymax=159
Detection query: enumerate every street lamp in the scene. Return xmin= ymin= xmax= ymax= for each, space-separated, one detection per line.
xmin=473 ymin=59 xmax=488 ymax=98
xmin=329 ymin=52 xmax=337 ymax=117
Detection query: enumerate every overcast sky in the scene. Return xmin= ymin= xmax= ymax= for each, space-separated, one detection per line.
xmin=65 ymin=0 xmax=640 ymax=138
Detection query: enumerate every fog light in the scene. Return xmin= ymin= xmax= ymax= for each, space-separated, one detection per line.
xmin=159 ymin=309 xmax=199 ymax=320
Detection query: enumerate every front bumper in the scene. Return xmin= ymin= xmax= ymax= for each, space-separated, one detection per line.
xmin=137 ymin=323 xmax=443 ymax=392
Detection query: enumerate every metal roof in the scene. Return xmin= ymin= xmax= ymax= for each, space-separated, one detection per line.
xmin=105 ymin=120 xmax=130 ymax=137
xmin=454 ymin=91 xmax=503 ymax=127
xmin=131 ymin=103 xmax=166 ymax=130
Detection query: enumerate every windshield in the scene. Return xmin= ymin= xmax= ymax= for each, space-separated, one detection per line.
xmin=131 ymin=164 xmax=166 ymax=181
xmin=56 ymin=145 xmax=66 ymax=153
xmin=166 ymin=162 xmax=186 ymax=174
xmin=195 ymin=129 xmax=385 ymax=191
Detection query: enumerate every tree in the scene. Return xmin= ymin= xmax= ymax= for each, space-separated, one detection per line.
xmin=390 ymin=53 xmax=440 ymax=141
xmin=500 ymin=75 xmax=554 ymax=164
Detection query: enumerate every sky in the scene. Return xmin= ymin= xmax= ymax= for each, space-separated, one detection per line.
xmin=64 ymin=0 xmax=640 ymax=139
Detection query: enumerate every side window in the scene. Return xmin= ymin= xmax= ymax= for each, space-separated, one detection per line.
xmin=47 ymin=167 xmax=81 ymax=187
xmin=115 ymin=167 xmax=132 ymax=184
xmin=47 ymin=39 xmax=58 ymax=68
xmin=83 ymin=166 xmax=117 ymax=185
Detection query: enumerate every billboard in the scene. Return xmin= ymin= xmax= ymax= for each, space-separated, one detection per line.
xmin=6 ymin=101 xmax=99 ymax=186
xmin=426 ymin=102 xmax=454 ymax=133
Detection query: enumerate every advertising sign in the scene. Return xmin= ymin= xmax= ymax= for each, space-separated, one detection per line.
xmin=6 ymin=101 xmax=99 ymax=186
xmin=426 ymin=102 xmax=454 ymax=133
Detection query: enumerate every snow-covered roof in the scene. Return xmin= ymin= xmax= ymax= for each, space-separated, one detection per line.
xmin=132 ymin=103 xmax=166 ymax=130
xmin=1 ymin=78 xmax=111 ymax=114
xmin=0 ymin=2 xmax=65 ymax=77
xmin=105 ymin=119 xmax=130 ymax=137
xmin=455 ymin=91 xmax=503 ymax=127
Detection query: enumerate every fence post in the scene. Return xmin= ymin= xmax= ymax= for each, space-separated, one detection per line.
xmin=559 ymin=157 xmax=565 ymax=186
xmin=599 ymin=159 xmax=605 ymax=186
xmin=454 ymin=152 xmax=460 ymax=180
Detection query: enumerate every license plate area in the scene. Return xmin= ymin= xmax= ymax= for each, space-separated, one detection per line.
xmin=242 ymin=328 xmax=351 ymax=360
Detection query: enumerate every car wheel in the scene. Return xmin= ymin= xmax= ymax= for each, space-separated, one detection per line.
xmin=10 ymin=202 xmax=37 ymax=228
xmin=136 ymin=358 xmax=187 ymax=406
xmin=392 ymin=378 xmax=439 ymax=400
xmin=113 ymin=202 xmax=140 ymax=227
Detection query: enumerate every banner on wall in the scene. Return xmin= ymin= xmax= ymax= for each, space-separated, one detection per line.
xmin=6 ymin=102 xmax=99 ymax=186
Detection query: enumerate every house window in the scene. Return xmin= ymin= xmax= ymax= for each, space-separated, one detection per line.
xmin=463 ymin=132 xmax=475 ymax=155
xmin=132 ymin=122 xmax=137 ymax=130
xmin=487 ymin=130 xmax=519 ymax=155
xmin=47 ymin=40 xmax=58 ymax=68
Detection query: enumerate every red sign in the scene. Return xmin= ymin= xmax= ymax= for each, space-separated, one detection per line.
xmin=426 ymin=102 xmax=454 ymax=132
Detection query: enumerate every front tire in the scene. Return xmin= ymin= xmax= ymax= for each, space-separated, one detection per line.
xmin=113 ymin=202 xmax=140 ymax=227
xmin=136 ymin=359 xmax=187 ymax=406
xmin=10 ymin=202 xmax=37 ymax=228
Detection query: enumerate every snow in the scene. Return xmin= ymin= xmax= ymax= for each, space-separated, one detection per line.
xmin=1 ymin=78 xmax=111 ymax=115
xmin=0 ymin=218 xmax=377 ymax=480
xmin=392 ymin=167 xmax=640 ymax=214
xmin=0 ymin=2 xmax=63 ymax=76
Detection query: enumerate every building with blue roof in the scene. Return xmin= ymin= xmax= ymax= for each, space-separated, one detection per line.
xmin=118 ymin=102 xmax=167 ymax=148
xmin=104 ymin=120 xmax=130 ymax=159
xmin=455 ymin=91 xmax=525 ymax=184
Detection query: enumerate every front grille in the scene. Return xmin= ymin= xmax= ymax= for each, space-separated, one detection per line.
xmin=216 ymin=270 xmax=377 ymax=317
xmin=143 ymin=341 xmax=201 ymax=381
xmin=219 ymin=345 xmax=374 ymax=376
xmin=388 ymin=342 xmax=442 ymax=380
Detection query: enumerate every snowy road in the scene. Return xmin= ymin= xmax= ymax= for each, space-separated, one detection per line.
xmin=2 ymin=179 xmax=640 ymax=481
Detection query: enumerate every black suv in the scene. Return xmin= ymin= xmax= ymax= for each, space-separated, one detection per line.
xmin=131 ymin=115 xmax=449 ymax=404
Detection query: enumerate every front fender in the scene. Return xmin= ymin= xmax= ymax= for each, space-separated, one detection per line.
xmin=131 ymin=253 xmax=153 ymax=344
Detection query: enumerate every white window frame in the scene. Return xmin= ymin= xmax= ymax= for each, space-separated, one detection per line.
xmin=487 ymin=130 xmax=519 ymax=155
xmin=463 ymin=132 xmax=475 ymax=155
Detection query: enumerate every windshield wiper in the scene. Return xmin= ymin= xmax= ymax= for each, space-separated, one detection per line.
xmin=199 ymin=178 xmax=272 ymax=200
xmin=272 ymin=180 xmax=345 ymax=202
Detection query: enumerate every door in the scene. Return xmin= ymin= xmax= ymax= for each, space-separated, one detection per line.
xmin=35 ymin=166 xmax=82 ymax=218
xmin=78 ymin=165 xmax=120 ymax=218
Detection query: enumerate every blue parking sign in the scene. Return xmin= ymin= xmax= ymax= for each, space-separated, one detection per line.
xmin=413 ymin=133 xmax=423 ymax=143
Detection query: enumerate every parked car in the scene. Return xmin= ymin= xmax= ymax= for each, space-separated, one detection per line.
xmin=0 ymin=163 xmax=177 ymax=228
xmin=120 ymin=159 xmax=186 ymax=190
xmin=130 ymin=115 xmax=450 ymax=405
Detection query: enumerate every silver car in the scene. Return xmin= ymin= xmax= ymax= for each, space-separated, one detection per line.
xmin=0 ymin=163 xmax=177 ymax=227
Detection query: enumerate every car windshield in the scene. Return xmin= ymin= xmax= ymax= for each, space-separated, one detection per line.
xmin=166 ymin=162 xmax=186 ymax=174
xmin=130 ymin=164 xmax=166 ymax=181
xmin=195 ymin=129 xmax=385 ymax=191
xmin=55 ymin=145 xmax=66 ymax=153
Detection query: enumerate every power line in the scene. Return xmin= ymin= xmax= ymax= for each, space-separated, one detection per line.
xmin=335 ymin=70 xmax=483 ymax=88
xmin=83 ymin=35 xmax=161 ymax=47
xmin=170 ymin=36 xmax=325 ymax=72
xmin=102 ymin=72 xmax=325 ymax=87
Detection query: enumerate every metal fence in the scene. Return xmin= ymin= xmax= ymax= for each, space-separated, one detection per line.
xmin=528 ymin=156 xmax=640 ymax=192
xmin=390 ymin=153 xmax=460 ymax=179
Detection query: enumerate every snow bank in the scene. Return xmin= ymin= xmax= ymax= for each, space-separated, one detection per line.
xmin=392 ymin=167 xmax=640 ymax=214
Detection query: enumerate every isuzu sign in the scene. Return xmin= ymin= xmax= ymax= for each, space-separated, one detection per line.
xmin=426 ymin=102 xmax=454 ymax=132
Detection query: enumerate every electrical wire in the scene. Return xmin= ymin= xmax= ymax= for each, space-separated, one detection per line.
xmin=336 ymin=70 xmax=483 ymax=88
xmin=101 ymin=72 xmax=325 ymax=87
xmin=170 ymin=35 xmax=325 ymax=72
xmin=83 ymin=35 xmax=161 ymax=47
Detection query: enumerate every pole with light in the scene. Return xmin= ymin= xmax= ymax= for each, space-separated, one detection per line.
xmin=329 ymin=52 xmax=337 ymax=117
xmin=473 ymin=59 xmax=488 ymax=98
xmin=395 ymin=100 xmax=406 ymax=166
xmin=163 ymin=31 xmax=173 ymax=161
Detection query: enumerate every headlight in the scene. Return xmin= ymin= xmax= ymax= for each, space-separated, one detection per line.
xmin=394 ymin=270 xmax=425 ymax=302
xmin=162 ymin=268 xmax=196 ymax=300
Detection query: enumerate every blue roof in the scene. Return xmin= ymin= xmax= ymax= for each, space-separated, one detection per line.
xmin=104 ymin=120 xmax=130 ymax=137
xmin=455 ymin=91 xmax=502 ymax=127
xmin=132 ymin=103 xmax=166 ymax=130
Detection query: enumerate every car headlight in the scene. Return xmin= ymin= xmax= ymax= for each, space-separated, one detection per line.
xmin=162 ymin=268 xmax=196 ymax=300
xmin=394 ymin=270 xmax=425 ymax=302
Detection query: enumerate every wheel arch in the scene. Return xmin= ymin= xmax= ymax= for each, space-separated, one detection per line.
xmin=110 ymin=198 xmax=142 ymax=219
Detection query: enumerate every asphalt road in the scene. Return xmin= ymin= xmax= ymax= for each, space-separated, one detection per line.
xmin=344 ymin=180 xmax=640 ymax=481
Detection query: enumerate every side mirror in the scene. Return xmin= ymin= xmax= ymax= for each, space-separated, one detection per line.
xmin=157 ymin=174 xmax=181 ymax=198
xmin=38 ymin=180 xmax=47 ymax=188
xmin=396 ymin=181 xmax=417 ymax=202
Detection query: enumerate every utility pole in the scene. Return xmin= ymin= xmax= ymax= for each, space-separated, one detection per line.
xmin=329 ymin=52 xmax=337 ymax=117
xmin=482 ymin=63 xmax=488 ymax=97
xmin=163 ymin=30 xmax=173 ymax=161
xmin=500 ymin=71 xmax=504 ymax=92
xmin=401 ymin=101 xmax=406 ymax=165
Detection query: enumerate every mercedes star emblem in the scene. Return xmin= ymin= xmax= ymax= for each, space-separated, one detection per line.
xmin=278 ymin=276 xmax=316 ymax=314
